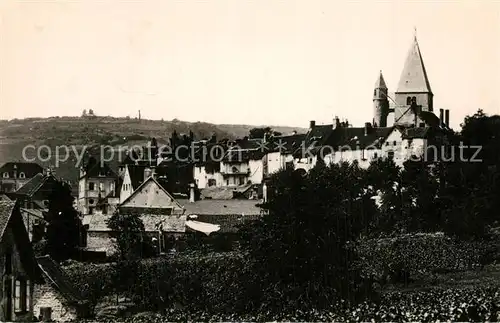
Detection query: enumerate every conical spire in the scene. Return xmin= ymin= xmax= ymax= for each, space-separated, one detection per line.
xmin=374 ymin=70 xmax=387 ymax=89
xmin=396 ymin=36 xmax=432 ymax=93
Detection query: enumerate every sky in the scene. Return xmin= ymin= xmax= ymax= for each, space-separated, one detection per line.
xmin=0 ymin=0 xmax=499 ymax=130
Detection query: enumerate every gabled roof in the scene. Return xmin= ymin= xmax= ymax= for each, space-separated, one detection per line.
xmin=36 ymin=256 xmax=87 ymax=305
xmin=13 ymin=173 xmax=60 ymax=198
xmin=396 ymin=36 xmax=432 ymax=93
xmin=0 ymin=200 xmax=44 ymax=283
xmin=0 ymin=162 xmax=43 ymax=178
xmin=0 ymin=193 xmax=12 ymax=201
xmin=374 ymin=71 xmax=387 ymax=89
xmin=119 ymin=176 xmax=183 ymax=209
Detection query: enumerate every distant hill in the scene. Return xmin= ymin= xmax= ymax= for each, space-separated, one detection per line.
xmin=0 ymin=116 xmax=307 ymax=185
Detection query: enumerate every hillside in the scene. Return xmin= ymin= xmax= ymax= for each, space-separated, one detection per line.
xmin=0 ymin=116 xmax=306 ymax=184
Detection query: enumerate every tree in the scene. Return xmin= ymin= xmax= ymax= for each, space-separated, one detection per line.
xmin=240 ymin=161 xmax=377 ymax=312
xmin=107 ymin=211 xmax=146 ymax=261
xmin=45 ymin=181 xmax=85 ymax=261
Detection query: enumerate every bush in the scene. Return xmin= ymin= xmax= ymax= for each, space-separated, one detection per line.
xmin=356 ymin=233 xmax=498 ymax=285
xmin=65 ymin=251 xmax=251 ymax=314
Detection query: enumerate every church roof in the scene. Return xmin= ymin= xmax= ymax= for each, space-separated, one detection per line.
xmin=374 ymin=71 xmax=387 ymax=89
xmin=396 ymin=37 xmax=432 ymax=94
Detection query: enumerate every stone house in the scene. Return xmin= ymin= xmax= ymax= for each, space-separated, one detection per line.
xmin=85 ymin=176 xmax=187 ymax=255
xmin=0 ymin=200 xmax=44 ymax=322
xmin=77 ymin=156 xmax=119 ymax=215
xmin=33 ymin=256 xmax=90 ymax=322
xmin=0 ymin=162 xmax=43 ymax=193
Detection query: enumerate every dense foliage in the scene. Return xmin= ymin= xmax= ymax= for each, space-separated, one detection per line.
xmin=45 ymin=181 xmax=85 ymax=261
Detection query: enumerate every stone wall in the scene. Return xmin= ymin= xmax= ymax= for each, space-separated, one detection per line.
xmin=33 ymin=284 xmax=77 ymax=322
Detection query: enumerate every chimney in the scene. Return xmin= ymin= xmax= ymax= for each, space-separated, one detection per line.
xmin=309 ymin=120 xmax=316 ymax=129
xmin=144 ymin=167 xmax=152 ymax=179
xmin=262 ymin=182 xmax=268 ymax=203
xmin=445 ymin=110 xmax=450 ymax=128
xmin=151 ymin=167 xmax=157 ymax=179
xmin=439 ymin=109 xmax=444 ymax=126
xmin=364 ymin=122 xmax=372 ymax=136
xmin=210 ymin=133 xmax=217 ymax=143
xmin=263 ymin=132 xmax=267 ymax=143
xmin=189 ymin=183 xmax=195 ymax=203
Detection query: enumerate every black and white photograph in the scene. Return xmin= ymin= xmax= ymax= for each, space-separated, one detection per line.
xmin=0 ymin=0 xmax=499 ymax=321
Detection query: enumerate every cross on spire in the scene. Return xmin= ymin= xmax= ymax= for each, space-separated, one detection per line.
xmin=414 ymin=26 xmax=417 ymax=40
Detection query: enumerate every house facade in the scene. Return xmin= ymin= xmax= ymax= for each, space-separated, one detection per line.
xmin=0 ymin=200 xmax=44 ymax=322
xmin=77 ymin=157 xmax=119 ymax=215
xmin=0 ymin=162 xmax=43 ymax=193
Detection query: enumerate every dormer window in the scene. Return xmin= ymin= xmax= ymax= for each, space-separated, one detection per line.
xmin=19 ymin=172 xmax=25 ymax=179
xmin=393 ymin=141 xmax=397 ymax=146
xmin=2 ymin=172 xmax=9 ymax=178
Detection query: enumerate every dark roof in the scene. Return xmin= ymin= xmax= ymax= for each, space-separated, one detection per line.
xmin=223 ymin=148 xmax=266 ymax=162
xmin=293 ymin=124 xmax=335 ymax=156
xmin=36 ymin=256 xmax=87 ymax=305
xmin=126 ymin=164 xmax=148 ymax=190
xmin=267 ymin=133 xmax=307 ymax=154
xmin=418 ymin=110 xmax=440 ymax=127
xmin=0 ymin=162 xmax=43 ymax=178
xmin=13 ymin=173 xmax=60 ymax=198
xmin=186 ymin=213 xmax=261 ymax=233
xmin=0 ymin=200 xmax=44 ymax=283
xmin=80 ymin=157 xmax=117 ymax=179
xmin=328 ymin=126 xmax=394 ymax=150
xmin=178 ymin=199 xmax=262 ymax=216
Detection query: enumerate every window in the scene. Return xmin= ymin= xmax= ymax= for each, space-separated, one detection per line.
xmin=99 ymin=182 xmax=104 ymax=192
xmin=373 ymin=89 xmax=377 ymax=96
xmin=374 ymin=152 xmax=378 ymax=159
xmin=232 ymin=166 xmax=238 ymax=174
xmin=19 ymin=172 xmax=25 ymax=179
xmin=393 ymin=141 xmax=397 ymax=146
xmin=239 ymin=177 xmax=245 ymax=185
xmin=385 ymin=142 xmax=389 ymax=146
xmin=89 ymin=207 xmax=94 ymax=214
xmin=406 ymin=97 xmax=411 ymax=105
xmin=5 ymin=252 xmax=11 ymax=275
xmin=89 ymin=199 xmax=94 ymax=205
xmin=226 ymin=180 xmax=229 ymax=186
xmin=412 ymin=96 xmax=417 ymax=104
xmin=388 ymin=151 xmax=395 ymax=160
xmin=110 ymin=182 xmax=115 ymax=192
xmin=89 ymin=182 xmax=95 ymax=191
xmin=2 ymin=172 xmax=9 ymax=178
xmin=14 ymin=278 xmax=27 ymax=313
